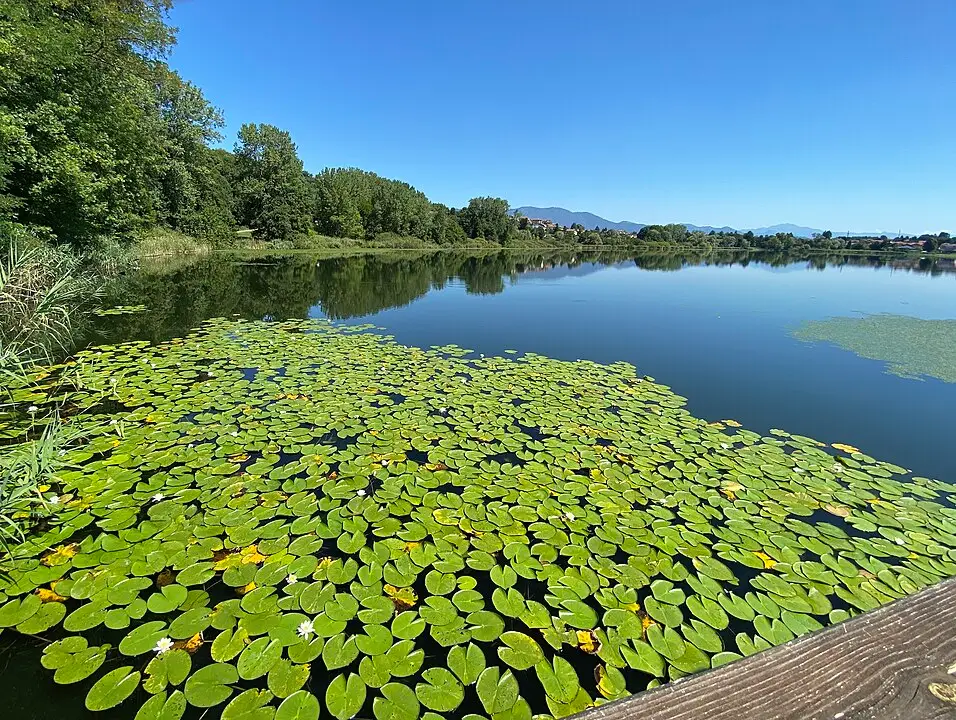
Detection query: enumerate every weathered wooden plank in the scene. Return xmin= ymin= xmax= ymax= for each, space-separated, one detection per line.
xmin=575 ymin=578 xmax=956 ymax=720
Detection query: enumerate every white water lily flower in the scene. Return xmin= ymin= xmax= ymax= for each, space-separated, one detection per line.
xmin=565 ymin=511 xmax=575 ymax=521
xmin=720 ymin=443 xmax=730 ymax=450
xmin=154 ymin=637 xmax=174 ymax=655
xmin=381 ymin=460 xmax=388 ymax=466
xmin=49 ymin=496 xmax=60 ymax=505
xmin=895 ymin=538 xmax=906 ymax=546
xmin=297 ymin=620 xmax=314 ymax=638
xmin=286 ymin=574 xmax=298 ymax=585
xmin=230 ymin=431 xmax=239 ymax=437
xmin=152 ymin=493 xmax=165 ymax=502
xmin=357 ymin=489 xmax=367 ymax=497
xmin=832 ymin=464 xmax=844 ymax=473
xmin=27 ymin=405 xmax=38 ymax=414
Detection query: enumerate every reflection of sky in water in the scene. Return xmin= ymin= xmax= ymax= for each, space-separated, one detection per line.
xmin=325 ymin=260 xmax=956 ymax=480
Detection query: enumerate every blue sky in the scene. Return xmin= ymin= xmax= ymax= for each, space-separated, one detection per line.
xmin=168 ymin=0 xmax=955 ymax=234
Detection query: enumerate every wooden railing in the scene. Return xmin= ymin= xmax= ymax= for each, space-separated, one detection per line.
xmin=573 ymin=578 xmax=956 ymax=720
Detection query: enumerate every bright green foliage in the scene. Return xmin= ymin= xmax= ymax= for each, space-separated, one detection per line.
xmin=233 ymin=124 xmax=311 ymax=242
xmin=457 ymin=197 xmax=514 ymax=244
xmin=311 ymin=168 xmax=463 ymax=245
xmin=1 ymin=318 xmax=954 ymax=718
xmin=0 ymin=0 xmax=231 ymax=245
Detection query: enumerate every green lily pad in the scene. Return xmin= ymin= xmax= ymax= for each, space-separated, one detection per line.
xmin=268 ymin=659 xmax=310 ymax=698
xmin=476 ymin=666 xmax=519 ymax=715
xmin=374 ymin=682 xmax=420 ymax=720
xmin=534 ymin=657 xmax=580 ymax=703
xmin=448 ymin=642 xmax=486 ymax=685
xmin=144 ymin=649 xmax=191 ymax=693
xmin=184 ymin=663 xmax=240 ymax=708
xmin=416 ymin=667 xmax=464 ymax=712
xmin=326 ymin=673 xmax=367 ymax=720
xmin=85 ymin=666 xmax=141 ymax=711
xmin=276 ymin=691 xmax=321 ymax=720
xmin=497 ymin=631 xmax=545 ymax=670
xmin=222 ymin=689 xmax=276 ymax=720
xmin=238 ymin=637 xmax=284 ymax=680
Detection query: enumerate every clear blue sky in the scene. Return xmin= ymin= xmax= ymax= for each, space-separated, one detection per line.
xmin=168 ymin=0 xmax=955 ymax=234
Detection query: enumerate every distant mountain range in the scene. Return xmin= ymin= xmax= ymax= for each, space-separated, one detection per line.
xmin=512 ymin=207 xmax=903 ymax=239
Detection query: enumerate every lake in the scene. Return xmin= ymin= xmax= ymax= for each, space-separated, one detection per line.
xmin=4 ymin=248 xmax=956 ymax=719
xmin=100 ymin=250 xmax=956 ymax=481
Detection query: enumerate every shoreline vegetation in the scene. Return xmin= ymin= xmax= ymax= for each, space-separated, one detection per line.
xmin=132 ymin=228 xmax=956 ymax=261
xmin=3 ymin=2 xmax=951 ymax=270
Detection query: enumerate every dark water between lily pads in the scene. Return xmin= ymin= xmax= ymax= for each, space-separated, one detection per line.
xmin=97 ymin=249 xmax=956 ymax=482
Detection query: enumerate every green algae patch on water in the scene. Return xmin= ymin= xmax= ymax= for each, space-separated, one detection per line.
xmin=794 ymin=313 xmax=956 ymax=383
xmin=3 ymin=318 xmax=956 ymax=719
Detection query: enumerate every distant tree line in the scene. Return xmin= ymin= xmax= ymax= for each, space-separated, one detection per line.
xmin=1 ymin=2 xmax=949 ymax=253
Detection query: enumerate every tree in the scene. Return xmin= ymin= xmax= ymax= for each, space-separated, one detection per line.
xmin=0 ymin=0 xmax=236 ymax=247
xmin=457 ymin=197 xmax=513 ymax=244
xmin=152 ymin=70 xmax=234 ymax=238
xmin=233 ymin=124 xmax=311 ymax=240
xmin=0 ymin=0 xmax=178 ymax=245
xmin=822 ymin=230 xmax=833 ymax=240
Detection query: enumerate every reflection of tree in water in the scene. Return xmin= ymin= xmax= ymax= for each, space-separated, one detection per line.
xmin=95 ymin=250 xmax=956 ymax=345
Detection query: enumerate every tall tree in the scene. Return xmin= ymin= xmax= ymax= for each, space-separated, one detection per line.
xmin=232 ymin=123 xmax=311 ymax=241
xmin=0 ymin=0 xmax=173 ymax=244
xmin=152 ymin=70 xmax=234 ymax=238
xmin=0 ymin=0 xmax=232 ymax=246
xmin=458 ymin=197 xmax=513 ymax=244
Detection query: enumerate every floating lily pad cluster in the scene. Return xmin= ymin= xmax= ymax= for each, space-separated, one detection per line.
xmin=93 ymin=304 xmax=150 ymax=317
xmin=794 ymin=313 xmax=956 ymax=384
xmin=2 ymin=317 xmax=955 ymax=720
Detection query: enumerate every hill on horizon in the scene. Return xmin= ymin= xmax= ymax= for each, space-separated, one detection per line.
xmin=513 ymin=207 xmax=903 ymax=239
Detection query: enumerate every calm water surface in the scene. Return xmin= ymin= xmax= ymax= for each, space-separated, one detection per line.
xmin=99 ymin=250 xmax=956 ymax=481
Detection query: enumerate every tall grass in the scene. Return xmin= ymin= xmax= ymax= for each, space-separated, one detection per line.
xmin=0 ymin=417 xmax=84 ymax=555
xmin=0 ymin=239 xmax=101 ymax=365
xmin=135 ymin=228 xmax=212 ymax=258
xmin=0 ymin=233 xmax=101 ymax=559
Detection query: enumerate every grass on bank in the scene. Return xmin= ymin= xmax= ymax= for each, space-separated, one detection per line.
xmin=131 ymin=226 xmax=956 ymax=260
xmin=0 ymin=232 xmax=101 ymax=559
xmin=0 ymin=240 xmax=101 ymax=366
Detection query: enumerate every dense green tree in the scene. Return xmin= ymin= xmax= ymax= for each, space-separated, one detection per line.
xmin=152 ymin=70 xmax=234 ymax=238
xmin=458 ymin=197 xmax=513 ymax=243
xmin=638 ymin=224 xmax=689 ymax=244
xmin=0 ymin=0 xmax=175 ymax=243
xmin=310 ymin=168 xmax=445 ymax=242
xmin=0 ymin=0 xmax=234 ymax=246
xmin=233 ymin=123 xmax=311 ymax=240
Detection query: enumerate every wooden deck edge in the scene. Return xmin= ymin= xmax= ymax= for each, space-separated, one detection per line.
xmin=573 ymin=578 xmax=956 ymax=720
